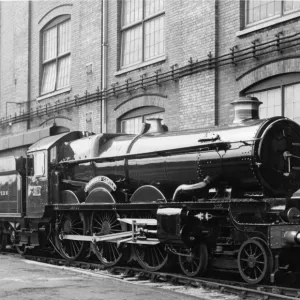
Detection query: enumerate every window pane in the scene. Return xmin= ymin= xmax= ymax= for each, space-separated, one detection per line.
xmin=41 ymin=62 xmax=56 ymax=94
xmin=58 ymin=19 xmax=71 ymax=55
xmin=121 ymin=111 xmax=165 ymax=134
xmin=284 ymin=0 xmax=294 ymax=11
xmin=57 ymin=55 xmax=71 ymax=89
xmin=246 ymin=0 xmax=280 ymax=25
xmin=250 ymin=88 xmax=282 ymax=118
xmin=43 ymin=26 xmax=57 ymax=61
xmin=122 ymin=0 xmax=142 ymax=26
xmin=284 ymin=83 xmax=300 ymax=123
xmin=121 ymin=116 xmax=143 ymax=134
xmin=34 ymin=152 xmax=45 ymax=176
xmin=122 ymin=25 xmax=142 ymax=67
xmin=267 ymin=1 xmax=275 ymax=17
xmin=144 ymin=15 xmax=165 ymax=60
xmin=42 ymin=17 xmax=71 ymax=94
xmin=284 ymin=0 xmax=300 ymax=12
xmin=145 ymin=0 xmax=164 ymax=18
xmin=121 ymin=0 xmax=165 ymax=67
xmin=260 ymin=3 xmax=267 ymax=19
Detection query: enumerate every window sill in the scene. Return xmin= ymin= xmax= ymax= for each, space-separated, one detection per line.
xmin=37 ymin=87 xmax=71 ymax=102
xmin=115 ymin=55 xmax=167 ymax=76
xmin=236 ymin=11 xmax=300 ymax=37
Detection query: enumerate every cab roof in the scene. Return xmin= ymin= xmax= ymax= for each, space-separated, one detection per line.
xmin=27 ymin=131 xmax=84 ymax=154
xmin=0 ymin=125 xmax=69 ymax=152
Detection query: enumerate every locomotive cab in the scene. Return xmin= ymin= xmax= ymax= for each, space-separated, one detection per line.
xmin=26 ymin=131 xmax=87 ymax=218
xmin=26 ymin=150 xmax=48 ymax=218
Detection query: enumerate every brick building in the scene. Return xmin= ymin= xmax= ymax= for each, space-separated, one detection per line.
xmin=0 ymin=0 xmax=300 ymax=142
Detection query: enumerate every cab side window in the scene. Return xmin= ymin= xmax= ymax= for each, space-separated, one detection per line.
xmin=50 ymin=146 xmax=57 ymax=164
xmin=28 ymin=152 xmax=46 ymax=177
xmin=27 ymin=155 xmax=34 ymax=176
xmin=34 ymin=152 xmax=45 ymax=176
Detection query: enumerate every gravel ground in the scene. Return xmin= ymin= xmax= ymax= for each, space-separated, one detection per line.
xmin=0 ymin=254 xmax=239 ymax=300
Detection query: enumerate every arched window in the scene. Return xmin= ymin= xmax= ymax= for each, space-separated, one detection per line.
xmin=41 ymin=15 xmax=71 ymax=95
xmin=119 ymin=106 xmax=165 ymax=134
xmin=244 ymin=73 xmax=300 ymax=124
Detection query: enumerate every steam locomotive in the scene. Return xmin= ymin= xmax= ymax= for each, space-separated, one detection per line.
xmin=1 ymin=96 xmax=300 ymax=284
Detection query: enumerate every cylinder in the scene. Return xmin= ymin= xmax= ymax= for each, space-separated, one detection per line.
xmin=283 ymin=231 xmax=300 ymax=245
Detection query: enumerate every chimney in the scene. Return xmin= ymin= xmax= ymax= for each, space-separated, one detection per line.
xmin=231 ymin=96 xmax=262 ymax=124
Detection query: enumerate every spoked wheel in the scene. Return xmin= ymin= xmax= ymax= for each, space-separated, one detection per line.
xmin=90 ymin=211 xmax=124 ymax=267
xmin=179 ymin=243 xmax=208 ymax=277
xmin=132 ymin=211 xmax=169 ymax=272
xmin=56 ymin=213 xmax=86 ymax=260
xmin=16 ymin=245 xmax=27 ymax=255
xmin=238 ymin=239 xmax=270 ymax=284
xmin=133 ymin=243 xmax=169 ymax=271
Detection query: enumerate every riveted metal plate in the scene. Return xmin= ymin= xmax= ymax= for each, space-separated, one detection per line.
xmin=269 ymin=224 xmax=300 ymax=249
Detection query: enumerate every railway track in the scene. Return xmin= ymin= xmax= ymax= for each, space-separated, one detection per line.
xmin=1 ymin=251 xmax=297 ymax=300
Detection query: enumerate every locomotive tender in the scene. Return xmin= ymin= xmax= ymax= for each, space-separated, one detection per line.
xmin=1 ymin=96 xmax=300 ymax=284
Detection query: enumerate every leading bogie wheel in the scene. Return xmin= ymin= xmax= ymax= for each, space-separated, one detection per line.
xmin=55 ymin=212 xmax=86 ymax=261
xmin=90 ymin=211 xmax=124 ymax=267
xmin=238 ymin=239 xmax=270 ymax=284
xmin=179 ymin=243 xmax=208 ymax=277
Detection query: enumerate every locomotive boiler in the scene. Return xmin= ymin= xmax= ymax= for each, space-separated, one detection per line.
xmin=59 ymin=109 xmax=300 ymax=201
xmin=1 ymin=96 xmax=300 ymax=285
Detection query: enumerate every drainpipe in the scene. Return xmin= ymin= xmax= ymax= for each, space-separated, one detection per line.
xmin=101 ymin=0 xmax=108 ymax=133
xmin=27 ymin=0 xmax=31 ymax=130
xmin=214 ymin=0 xmax=219 ymax=126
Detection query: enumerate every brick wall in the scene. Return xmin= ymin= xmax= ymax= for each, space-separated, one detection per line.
xmin=217 ymin=0 xmax=300 ymax=125
xmin=0 ymin=0 xmax=103 ymax=136
xmin=2 ymin=0 xmax=300 ymax=138
xmin=0 ymin=2 xmax=29 ymax=134
xmin=106 ymin=0 xmax=216 ymax=133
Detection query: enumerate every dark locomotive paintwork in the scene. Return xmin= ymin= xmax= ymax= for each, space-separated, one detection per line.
xmin=1 ymin=114 xmax=300 ymax=284
xmin=0 ymin=157 xmax=23 ymax=216
xmin=60 ymin=117 xmax=300 ymax=199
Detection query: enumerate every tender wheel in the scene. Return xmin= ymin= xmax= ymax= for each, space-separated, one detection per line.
xmin=238 ymin=239 xmax=270 ymax=284
xmin=133 ymin=243 xmax=169 ymax=272
xmin=56 ymin=213 xmax=86 ymax=260
xmin=90 ymin=212 xmax=123 ymax=266
xmin=179 ymin=243 xmax=208 ymax=277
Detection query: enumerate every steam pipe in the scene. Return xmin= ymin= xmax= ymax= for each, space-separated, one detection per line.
xmin=173 ymin=176 xmax=213 ymax=201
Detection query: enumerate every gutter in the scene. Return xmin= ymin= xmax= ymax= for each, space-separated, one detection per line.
xmin=27 ymin=0 xmax=32 ymax=130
